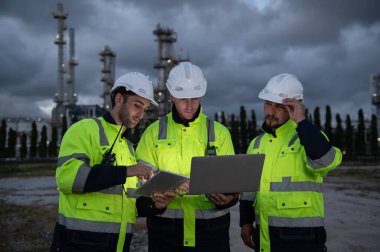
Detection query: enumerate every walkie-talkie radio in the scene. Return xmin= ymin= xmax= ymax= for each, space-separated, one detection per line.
xmin=101 ymin=125 xmax=124 ymax=165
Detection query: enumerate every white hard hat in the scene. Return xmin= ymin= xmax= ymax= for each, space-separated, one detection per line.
xmin=166 ymin=62 xmax=207 ymax=98
xmin=258 ymin=73 xmax=304 ymax=103
xmin=111 ymin=72 xmax=158 ymax=106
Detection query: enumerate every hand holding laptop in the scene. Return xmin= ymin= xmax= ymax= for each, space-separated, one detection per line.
xmin=206 ymin=193 xmax=239 ymax=206
xmin=150 ymin=181 xmax=189 ymax=209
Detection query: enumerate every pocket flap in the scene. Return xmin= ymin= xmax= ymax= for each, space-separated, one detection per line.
xmin=277 ymin=196 xmax=312 ymax=209
xmin=77 ymin=195 xmax=115 ymax=214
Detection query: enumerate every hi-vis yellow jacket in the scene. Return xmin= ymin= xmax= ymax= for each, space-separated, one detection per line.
xmin=56 ymin=116 xmax=138 ymax=252
xmin=136 ymin=111 xmax=234 ymax=247
xmin=241 ymin=119 xmax=342 ymax=252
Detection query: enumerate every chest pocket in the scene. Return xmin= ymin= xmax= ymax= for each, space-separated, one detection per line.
xmin=274 ymin=137 xmax=302 ymax=178
xmin=276 ymin=195 xmax=312 ymax=210
xmin=76 ymin=194 xmax=118 ymax=214
xmin=155 ymin=139 xmax=179 ymax=172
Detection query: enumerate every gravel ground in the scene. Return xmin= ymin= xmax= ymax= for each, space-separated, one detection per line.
xmin=1 ymin=166 xmax=379 ymax=252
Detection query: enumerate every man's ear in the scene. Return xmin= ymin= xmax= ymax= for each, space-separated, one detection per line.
xmin=114 ymin=93 xmax=124 ymax=106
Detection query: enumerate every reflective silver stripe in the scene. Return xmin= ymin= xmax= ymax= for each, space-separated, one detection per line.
xmin=72 ymin=164 xmax=91 ymax=193
xmin=253 ymin=134 xmax=264 ymax=149
xmin=137 ymin=160 xmax=158 ymax=171
xmin=158 ymin=116 xmax=168 ymax=140
xmin=158 ymin=116 xmax=216 ymax=142
xmin=126 ymin=188 xmax=137 ymax=198
xmin=57 ymin=153 xmax=90 ymax=167
xmin=99 ymin=185 xmax=123 ymax=195
xmin=270 ymin=177 xmax=323 ymax=192
xmin=255 ymin=216 xmax=324 ymax=227
xmin=269 ymin=216 xmax=324 ymax=227
xmin=288 ymin=134 xmax=299 ymax=147
xmin=207 ymin=118 xmax=215 ymax=142
xmin=93 ymin=118 xmax=109 ymax=146
xmin=240 ymin=192 xmax=256 ymax=201
xmin=307 ymin=147 xmax=336 ymax=169
xmin=58 ymin=214 xmax=135 ymax=233
xmin=196 ymin=208 xmax=229 ymax=219
xmin=270 ymin=181 xmax=322 ymax=192
xmin=159 ymin=208 xmax=229 ymax=219
xmin=126 ymin=139 xmax=135 ymax=156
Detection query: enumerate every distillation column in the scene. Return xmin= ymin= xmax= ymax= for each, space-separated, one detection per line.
xmin=99 ymin=45 xmax=116 ymax=111
xmin=153 ymin=24 xmax=178 ymax=117
xmin=371 ymin=73 xmax=380 ymax=133
xmin=65 ymin=27 xmax=78 ymax=106
xmin=51 ymin=3 xmax=68 ymax=127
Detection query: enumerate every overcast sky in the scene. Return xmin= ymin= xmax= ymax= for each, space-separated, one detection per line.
xmin=0 ymin=0 xmax=379 ymax=124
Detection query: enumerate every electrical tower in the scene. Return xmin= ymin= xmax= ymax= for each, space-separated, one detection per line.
xmin=99 ymin=45 xmax=116 ymax=111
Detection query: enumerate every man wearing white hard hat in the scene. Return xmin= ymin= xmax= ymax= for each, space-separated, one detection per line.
xmin=50 ymin=72 xmax=164 ymax=252
xmin=136 ymin=62 xmax=239 ymax=251
xmin=240 ymin=73 xmax=342 ymax=252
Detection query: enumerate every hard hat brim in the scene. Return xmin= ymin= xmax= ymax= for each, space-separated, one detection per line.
xmin=166 ymin=85 xmax=206 ymax=99
xmin=258 ymin=90 xmax=284 ymax=104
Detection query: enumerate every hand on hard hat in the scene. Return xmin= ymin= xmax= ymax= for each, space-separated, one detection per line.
xmin=166 ymin=62 xmax=207 ymax=98
xmin=282 ymin=98 xmax=306 ymax=123
xmin=111 ymin=72 xmax=158 ymax=106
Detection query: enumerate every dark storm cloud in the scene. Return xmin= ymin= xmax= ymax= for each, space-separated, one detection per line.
xmin=0 ymin=0 xmax=379 ymax=122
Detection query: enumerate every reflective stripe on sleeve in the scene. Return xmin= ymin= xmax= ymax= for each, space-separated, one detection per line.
xmin=72 ymin=164 xmax=91 ymax=193
xmin=306 ymin=147 xmax=336 ymax=169
xmin=57 ymin=153 xmax=90 ymax=168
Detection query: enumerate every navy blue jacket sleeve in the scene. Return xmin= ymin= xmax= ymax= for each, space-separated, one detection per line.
xmin=296 ymin=119 xmax=332 ymax=160
xmin=136 ymin=196 xmax=166 ymax=217
xmin=239 ymin=200 xmax=255 ymax=227
xmin=83 ymin=164 xmax=127 ymax=192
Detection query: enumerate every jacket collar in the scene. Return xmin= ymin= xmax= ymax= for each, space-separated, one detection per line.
xmin=102 ymin=111 xmax=127 ymax=138
xmin=171 ymin=104 xmax=201 ymax=127
xmin=261 ymin=119 xmax=296 ymax=138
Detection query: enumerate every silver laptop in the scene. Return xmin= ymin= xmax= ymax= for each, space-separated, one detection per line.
xmin=188 ymin=154 xmax=265 ymax=195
